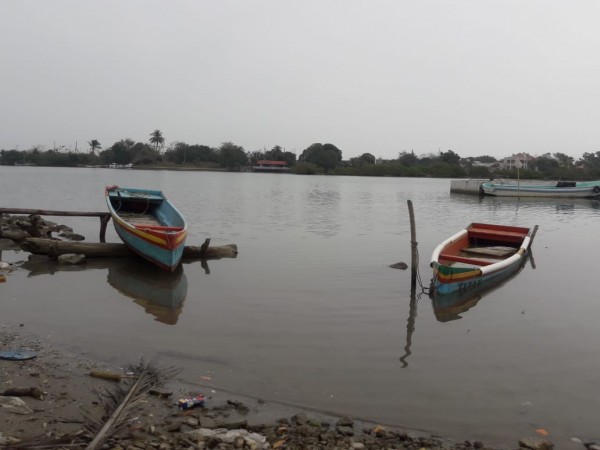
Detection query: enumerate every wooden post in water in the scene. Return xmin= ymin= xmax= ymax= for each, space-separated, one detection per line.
xmin=399 ymin=200 xmax=419 ymax=368
xmin=407 ymin=200 xmax=418 ymax=291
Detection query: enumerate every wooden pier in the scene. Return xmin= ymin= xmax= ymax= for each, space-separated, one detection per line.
xmin=0 ymin=208 xmax=111 ymax=242
xmin=0 ymin=208 xmax=237 ymax=260
xmin=449 ymin=179 xmax=488 ymax=195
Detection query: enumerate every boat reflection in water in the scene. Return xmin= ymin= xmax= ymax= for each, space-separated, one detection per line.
xmin=107 ymin=259 xmax=188 ymax=325
xmin=430 ymin=255 xmax=530 ymax=322
xmin=20 ymin=255 xmax=190 ymax=325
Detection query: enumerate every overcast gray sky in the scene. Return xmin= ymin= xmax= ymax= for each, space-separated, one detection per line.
xmin=1 ymin=0 xmax=599 ymax=160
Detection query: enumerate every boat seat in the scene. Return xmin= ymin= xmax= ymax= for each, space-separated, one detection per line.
xmin=109 ymin=191 xmax=163 ymax=204
xmin=133 ymin=224 xmax=184 ymax=232
xmin=439 ymin=253 xmax=493 ymax=266
xmin=468 ymin=227 xmax=526 ymax=243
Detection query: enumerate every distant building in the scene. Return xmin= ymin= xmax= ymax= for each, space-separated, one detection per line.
xmin=501 ymin=153 xmax=534 ymax=170
xmin=252 ymin=160 xmax=291 ymax=173
xmin=472 ymin=160 xmax=502 ymax=171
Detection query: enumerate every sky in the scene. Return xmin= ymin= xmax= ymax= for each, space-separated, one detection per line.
xmin=1 ymin=0 xmax=600 ymax=161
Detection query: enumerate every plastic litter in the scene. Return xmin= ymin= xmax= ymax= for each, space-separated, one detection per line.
xmin=0 ymin=350 xmax=37 ymax=361
xmin=178 ymin=394 xmax=205 ymax=410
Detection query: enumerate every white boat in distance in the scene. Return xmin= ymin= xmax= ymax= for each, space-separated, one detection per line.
xmin=481 ymin=180 xmax=600 ymax=198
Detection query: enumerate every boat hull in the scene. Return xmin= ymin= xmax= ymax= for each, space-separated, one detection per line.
xmin=431 ymin=258 xmax=527 ymax=321
xmin=113 ymin=221 xmax=186 ymax=271
xmin=432 ymin=255 xmax=525 ymax=294
xmin=430 ymin=223 xmax=533 ymax=294
xmin=105 ymin=186 xmax=187 ymax=272
xmin=481 ymin=181 xmax=600 ymax=198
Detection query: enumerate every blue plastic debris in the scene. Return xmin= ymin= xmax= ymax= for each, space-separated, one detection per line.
xmin=0 ymin=350 xmax=37 ymax=361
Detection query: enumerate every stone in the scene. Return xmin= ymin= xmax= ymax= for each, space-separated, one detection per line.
xmin=185 ymin=417 xmax=200 ymax=428
xmin=0 ymin=396 xmax=33 ymax=415
xmin=291 ymin=413 xmax=308 ymax=425
xmin=166 ymin=422 xmax=181 ymax=433
xmin=57 ymin=253 xmax=86 ymax=265
xmin=335 ymin=425 xmax=354 ymax=436
xmin=215 ymin=419 xmax=248 ymax=430
xmin=336 ymin=416 xmax=353 ymax=427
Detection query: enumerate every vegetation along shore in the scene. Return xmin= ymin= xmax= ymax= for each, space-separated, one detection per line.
xmin=3 ymin=129 xmax=600 ymax=180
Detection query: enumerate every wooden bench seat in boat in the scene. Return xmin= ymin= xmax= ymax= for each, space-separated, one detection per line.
xmin=438 ymin=253 xmax=494 ymax=266
xmin=468 ymin=227 xmax=527 ymax=243
xmin=462 ymin=246 xmax=517 ymax=257
xmin=118 ymin=212 xmax=162 ymax=226
xmin=108 ymin=190 xmax=163 ymax=204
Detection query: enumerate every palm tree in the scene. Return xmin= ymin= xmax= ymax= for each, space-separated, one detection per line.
xmin=88 ymin=140 xmax=102 ymax=155
xmin=149 ymin=130 xmax=165 ymax=151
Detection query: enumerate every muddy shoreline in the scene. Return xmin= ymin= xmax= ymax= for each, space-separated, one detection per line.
xmin=0 ymin=324 xmax=565 ymax=450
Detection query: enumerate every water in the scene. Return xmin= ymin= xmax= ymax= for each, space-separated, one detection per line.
xmin=1 ymin=166 xmax=599 ymax=447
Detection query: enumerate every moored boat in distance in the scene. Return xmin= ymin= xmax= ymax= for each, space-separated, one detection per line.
xmin=105 ymin=186 xmax=187 ymax=272
xmin=481 ymin=179 xmax=600 ymax=198
xmin=430 ymin=223 xmax=536 ymax=295
xmin=252 ymin=160 xmax=291 ymax=173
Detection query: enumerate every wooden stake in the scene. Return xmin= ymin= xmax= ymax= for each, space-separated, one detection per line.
xmin=407 ymin=200 xmax=418 ymax=291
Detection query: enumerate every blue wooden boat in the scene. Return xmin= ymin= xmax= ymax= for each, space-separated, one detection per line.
xmin=430 ymin=223 xmax=536 ymax=294
xmin=105 ymin=186 xmax=187 ymax=272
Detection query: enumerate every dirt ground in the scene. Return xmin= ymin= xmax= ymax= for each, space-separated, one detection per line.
xmin=0 ymin=324 xmax=561 ymax=450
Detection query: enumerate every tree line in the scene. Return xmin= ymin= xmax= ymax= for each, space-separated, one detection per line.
xmin=2 ymin=130 xmax=600 ymax=180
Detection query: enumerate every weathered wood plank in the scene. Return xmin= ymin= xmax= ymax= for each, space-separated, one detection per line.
xmin=20 ymin=238 xmax=238 ymax=260
xmin=462 ymin=246 xmax=516 ymax=257
xmin=0 ymin=209 xmax=112 ymax=242
xmin=0 ymin=208 xmax=109 ymax=217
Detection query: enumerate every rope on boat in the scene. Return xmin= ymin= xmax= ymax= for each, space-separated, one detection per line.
xmin=115 ymin=191 xmax=122 ymax=212
xmin=412 ymin=240 xmax=433 ymax=296
xmin=141 ymin=196 xmax=150 ymax=215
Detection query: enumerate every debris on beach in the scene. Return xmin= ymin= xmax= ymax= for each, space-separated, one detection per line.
xmin=0 ymin=350 xmax=37 ymax=361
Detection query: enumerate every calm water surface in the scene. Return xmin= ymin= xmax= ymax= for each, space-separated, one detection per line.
xmin=1 ymin=166 xmax=599 ymax=447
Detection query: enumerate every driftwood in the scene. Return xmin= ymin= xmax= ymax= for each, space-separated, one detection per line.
xmin=0 ymin=387 xmax=44 ymax=400
xmin=20 ymin=237 xmax=238 ymax=260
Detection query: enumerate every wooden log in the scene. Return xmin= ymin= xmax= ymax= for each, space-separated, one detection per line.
xmin=185 ymin=241 xmax=238 ymax=259
xmin=20 ymin=238 xmax=238 ymax=260
xmin=0 ymin=208 xmax=108 ymax=217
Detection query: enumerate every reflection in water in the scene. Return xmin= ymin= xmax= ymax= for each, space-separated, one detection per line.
xmin=429 ymin=256 xmax=529 ymax=322
xmin=21 ymin=256 xmax=117 ymax=276
xmin=451 ymin=192 xmax=600 ymax=213
xmin=303 ymin=187 xmax=341 ymax=237
xmin=399 ymin=287 xmax=419 ymax=368
xmin=20 ymin=256 xmax=189 ymax=325
xmin=107 ymin=259 xmax=188 ymax=325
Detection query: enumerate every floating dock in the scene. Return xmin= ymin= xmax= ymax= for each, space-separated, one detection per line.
xmin=449 ymin=179 xmax=488 ymax=195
